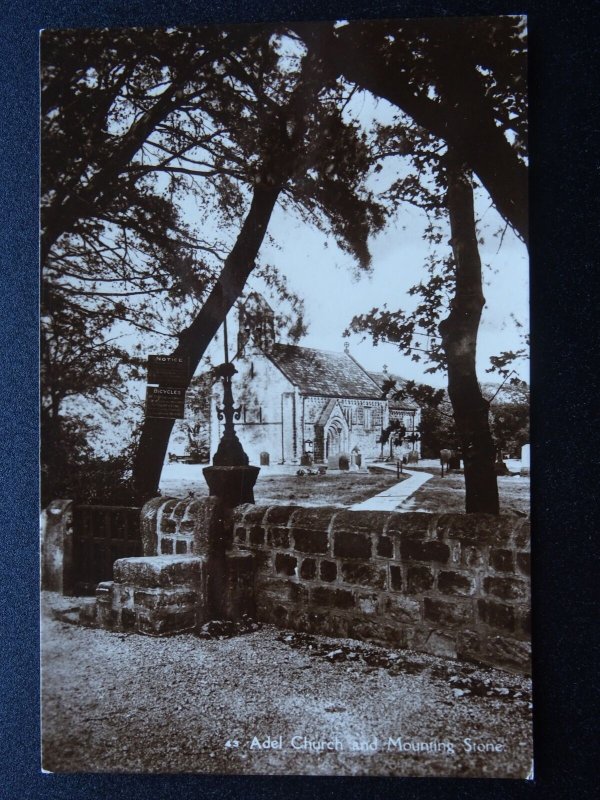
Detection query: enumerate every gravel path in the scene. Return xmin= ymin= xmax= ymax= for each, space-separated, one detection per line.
xmin=41 ymin=593 xmax=532 ymax=778
xmin=350 ymin=469 xmax=434 ymax=511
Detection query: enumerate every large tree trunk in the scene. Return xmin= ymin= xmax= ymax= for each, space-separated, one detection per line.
xmin=439 ymin=151 xmax=499 ymax=514
xmin=132 ymin=184 xmax=281 ymax=501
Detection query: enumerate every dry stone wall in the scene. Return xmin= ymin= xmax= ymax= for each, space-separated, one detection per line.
xmin=231 ymin=505 xmax=531 ymax=673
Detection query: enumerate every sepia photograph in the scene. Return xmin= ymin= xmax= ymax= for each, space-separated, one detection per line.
xmin=40 ymin=16 xmax=531 ymax=778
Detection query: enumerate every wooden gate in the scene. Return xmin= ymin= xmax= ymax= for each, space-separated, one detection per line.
xmin=72 ymin=505 xmax=142 ymax=595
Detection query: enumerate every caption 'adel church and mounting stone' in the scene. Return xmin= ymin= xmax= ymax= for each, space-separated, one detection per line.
xmin=191 ymin=294 xmax=421 ymax=468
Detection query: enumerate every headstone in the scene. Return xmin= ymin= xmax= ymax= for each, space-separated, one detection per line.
xmin=260 ymin=451 xmax=270 ymax=466
xmin=300 ymin=452 xmax=312 ymax=467
xmin=351 ymin=452 xmax=362 ymax=469
xmin=338 ymin=454 xmax=350 ymax=471
xmin=520 ymin=443 xmax=530 ymax=476
xmin=448 ymin=453 xmax=461 ymax=470
xmin=327 ymin=454 xmax=340 ymax=470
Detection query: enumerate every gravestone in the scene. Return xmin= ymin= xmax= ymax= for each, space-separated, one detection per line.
xmin=520 ymin=443 xmax=530 ymax=476
xmin=327 ymin=453 xmax=350 ymax=470
xmin=260 ymin=451 xmax=270 ymax=466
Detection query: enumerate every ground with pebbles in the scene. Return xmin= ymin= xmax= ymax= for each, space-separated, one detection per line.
xmin=41 ymin=592 xmax=532 ymax=778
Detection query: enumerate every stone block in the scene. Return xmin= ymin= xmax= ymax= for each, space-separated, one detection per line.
xmin=249 ymin=525 xmax=266 ymax=545
xmin=133 ymin=587 xmax=198 ymax=610
xmin=319 ymin=560 xmax=337 ymax=582
xmin=389 ymin=565 xmax=402 ymax=591
xmin=424 ymin=597 xmax=473 ymax=626
xmin=483 ymin=576 xmax=529 ymax=602
xmin=383 ymin=595 xmax=421 ymax=623
xmin=264 ymin=506 xmax=299 ymax=526
xmin=160 ymin=517 xmax=177 ymax=534
xmin=386 ymin=512 xmax=434 ymax=538
xmin=160 ymin=538 xmax=174 ymax=554
xmin=95 ymin=582 xmax=114 ymax=609
xmin=460 ymin=545 xmax=485 ymax=568
xmin=341 ymin=561 xmax=386 ymax=589
xmin=332 ymin=509 xmax=389 ymax=535
xmin=290 ymin=583 xmax=309 ymax=604
xmin=437 ymin=570 xmax=475 ymax=596
xmin=377 ymin=535 xmax=393 ymax=558
xmin=41 ymin=499 xmax=75 ymax=594
xmin=513 ymin=519 xmax=530 ymax=550
xmin=311 ymin=586 xmax=355 ymax=609
xmin=406 ymin=566 xmax=434 ymax=593
xmin=516 ymin=552 xmax=530 ymax=575
xmin=300 ymin=558 xmax=316 ymax=580
xmin=347 ymin=618 xmax=378 ymax=641
xmin=269 ymin=527 xmax=290 ymax=548
xmin=140 ymin=497 xmax=171 ymax=557
xmin=333 ymin=530 xmax=372 ymax=559
xmin=235 ymin=526 xmax=247 ymax=543
xmin=518 ymin=608 xmax=531 ymax=636
xmin=457 ymin=629 xmax=481 ymax=661
xmin=400 ymin=538 xmax=450 ymax=564
xmin=172 ymin=500 xmax=188 ymax=518
xmin=234 ymin=504 xmax=268 ymax=526
xmin=113 ymin=555 xmax=205 ymax=588
xmin=381 ymin=625 xmax=412 ymax=649
xmin=478 ymin=599 xmax=516 ymax=632
xmin=480 ymin=636 xmax=531 ymax=673
xmin=274 ymin=553 xmax=297 ymax=576
xmin=292 ymin=528 xmax=329 ymax=554
xmin=424 ymin=630 xmax=457 ymax=659
xmin=357 ymin=593 xmax=379 ymax=614
xmin=439 ymin=514 xmax=516 ymax=547
xmin=137 ymin=609 xmax=197 ymax=636
xmin=121 ymin=608 xmax=136 ymax=631
xmin=489 ymin=548 xmax=514 ymax=572
xmin=289 ymin=507 xmax=337 ymax=531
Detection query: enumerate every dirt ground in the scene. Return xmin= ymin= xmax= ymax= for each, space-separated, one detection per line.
xmin=41 ymin=593 xmax=532 ymax=779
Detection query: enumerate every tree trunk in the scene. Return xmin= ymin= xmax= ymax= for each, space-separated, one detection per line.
xmin=132 ymin=184 xmax=281 ymax=501
xmin=439 ymin=151 xmax=499 ymax=514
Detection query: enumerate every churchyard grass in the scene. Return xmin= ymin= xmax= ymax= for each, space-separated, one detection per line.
xmin=403 ymin=473 xmax=530 ymax=515
xmin=159 ymin=470 xmax=405 ymax=507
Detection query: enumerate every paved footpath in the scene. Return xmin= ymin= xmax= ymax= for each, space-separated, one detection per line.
xmin=350 ymin=468 xmax=433 ymax=511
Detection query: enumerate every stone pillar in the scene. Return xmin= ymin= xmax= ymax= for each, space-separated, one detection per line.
xmin=40 ymin=499 xmax=74 ymax=595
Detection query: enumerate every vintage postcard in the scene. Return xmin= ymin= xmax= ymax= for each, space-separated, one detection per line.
xmin=40 ymin=16 xmax=531 ymax=778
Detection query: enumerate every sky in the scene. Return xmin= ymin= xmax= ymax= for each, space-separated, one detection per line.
xmin=206 ymin=89 xmax=529 ymax=389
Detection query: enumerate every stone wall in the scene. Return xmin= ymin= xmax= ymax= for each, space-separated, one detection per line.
xmin=231 ymin=505 xmax=531 ymax=673
xmin=78 ymin=496 xmax=530 ymax=673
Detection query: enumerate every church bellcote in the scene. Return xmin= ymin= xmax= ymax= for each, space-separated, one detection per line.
xmin=237 ymin=292 xmax=276 ymax=354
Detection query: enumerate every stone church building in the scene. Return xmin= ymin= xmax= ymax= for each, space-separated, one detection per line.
xmin=208 ymin=294 xmax=421 ymax=467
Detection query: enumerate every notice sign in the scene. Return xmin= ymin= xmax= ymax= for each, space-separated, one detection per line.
xmin=145 ymin=386 xmax=186 ymax=419
xmin=147 ymin=354 xmax=189 ymax=387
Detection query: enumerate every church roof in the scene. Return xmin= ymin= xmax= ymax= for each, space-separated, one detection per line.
xmin=368 ymin=372 xmax=420 ymax=410
xmin=268 ymin=344 xmax=383 ymax=399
